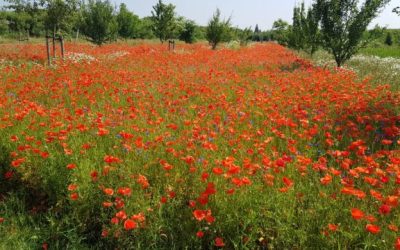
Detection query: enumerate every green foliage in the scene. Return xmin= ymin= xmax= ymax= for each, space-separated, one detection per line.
xmin=236 ymin=27 xmax=253 ymax=46
xmin=288 ymin=3 xmax=306 ymax=50
xmin=81 ymin=0 xmax=118 ymax=46
xmin=42 ymin=0 xmax=78 ymax=33
xmin=304 ymin=5 xmax=320 ymax=55
xmin=116 ymin=3 xmax=140 ymax=39
xmin=151 ymin=0 xmax=176 ymax=43
xmin=179 ymin=19 xmax=196 ymax=44
xmin=384 ymin=32 xmax=393 ymax=46
xmin=0 ymin=12 xmax=9 ymax=35
xmin=4 ymin=1 xmax=45 ymax=36
xmin=287 ymin=2 xmax=320 ymax=55
xmin=271 ymin=19 xmax=290 ymax=45
xmin=136 ymin=16 xmax=155 ymax=39
xmin=316 ymin=0 xmax=390 ymax=67
xmin=206 ymin=8 xmax=231 ymax=50
xmin=4 ymin=10 xmax=31 ymax=33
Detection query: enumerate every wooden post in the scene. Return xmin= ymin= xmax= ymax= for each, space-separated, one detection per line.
xmin=168 ymin=40 xmax=175 ymax=51
xmin=46 ymin=34 xmax=51 ymax=66
xmin=60 ymin=35 xmax=65 ymax=60
xmin=52 ymin=30 xmax=56 ymax=58
xmin=76 ymin=29 xmax=79 ymax=42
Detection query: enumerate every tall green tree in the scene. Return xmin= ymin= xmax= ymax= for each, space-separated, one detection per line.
xmin=136 ymin=16 xmax=155 ymax=39
xmin=206 ymin=8 xmax=231 ymax=50
xmin=151 ymin=0 xmax=176 ymax=43
xmin=288 ymin=2 xmax=306 ymax=50
xmin=116 ymin=3 xmax=140 ymax=39
xmin=304 ymin=4 xmax=320 ymax=55
xmin=81 ymin=0 xmax=117 ymax=45
xmin=42 ymin=0 xmax=78 ymax=34
xmin=316 ymin=0 xmax=390 ymax=67
xmin=271 ymin=19 xmax=289 ymax=45
xmin=179 ymin=19 xmax=196 ymax=43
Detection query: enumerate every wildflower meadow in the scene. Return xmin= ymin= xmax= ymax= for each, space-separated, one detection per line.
xmin=0 ymin=42 xmax=399 ymax=249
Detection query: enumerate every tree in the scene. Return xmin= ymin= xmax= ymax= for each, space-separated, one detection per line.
xmin=271 ymin=19 xmax=289 ymax=45
xmin=117 ymin=3 xmax=140 ymax=39
xmin=151 ymin=0 xmax=176 ymax=43
xmin=136 ymin=16 xmax=155 ymax=39
xmin=206 ymin=8 xmax=231 ymax=50
xmin=253 ymin=24 xmax=261 ymax=41
xmin=42 ymin=0 xmax=78 ymax=34
xmin=288 ymin=2 xmax=306 ymax=50
xmin=394 ymin=7 xmax=400 ymax=15
xmin=179 ymin=19 xmax=196 ymax=43
xmin=303 ymin=4 xmax=320 ymax=55
xmin=237 ymin=27 xmax=252 ymax=46
xmin=316 ymin=0 xmax=390 ymax=67
xmin=4 ymin=0 xmax=45 ymax=37
xmin=81 ymin=0 xmax=117 ymax=45
xmin=5 ymin=10 xmax=31 ymax=34
xmin=0 ymin=12 xmax=9 ymax=35
xmin=385 ymin=32 xmax=393 ymax=46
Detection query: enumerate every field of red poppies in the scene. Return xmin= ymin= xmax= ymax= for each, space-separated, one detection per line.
xmin=0 ymin=42 xmax=399 ymax=249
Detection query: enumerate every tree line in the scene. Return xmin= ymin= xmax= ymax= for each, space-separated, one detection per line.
xmin=0 ymin=0 xmax=254 ymax=46
xmin=0 ymin=0 xmax=398 ymax=64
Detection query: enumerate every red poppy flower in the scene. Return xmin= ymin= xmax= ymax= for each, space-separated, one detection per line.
xmin=395 ymin=237 xmax=400 ymax=250
xmin=351 ymin=208 xmax=364 ymax=220
xmin=196 ymin=231 xmax=204 ymax=238
xmin=365 ymin=224 xmax=380 ymax=234
xmin=124 ymin=219 xmax=137 ymax=230
xmin=215 ymin=237 xmax=225 ymax=247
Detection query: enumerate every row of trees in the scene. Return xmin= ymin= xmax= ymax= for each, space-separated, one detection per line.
xmin=0 ymin=0 xmax=397 ymax=55
xmin=272 ymin=0 xmax=392 ymax=67
xmin=0 ymin=0 xmax=254 ymax=47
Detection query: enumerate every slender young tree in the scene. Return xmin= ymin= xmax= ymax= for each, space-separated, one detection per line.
xmin=151 ymin=0 xmax=176 ymax=43
xmin=316 ymin=0 xmax=390 ymax=67
xmin=206 ymin=8 xmax=231 ymax=50
xmin=304 ymin=4 xmax=320 ymax=55
xmin=288 ymin=2 xmax=306 ymax=50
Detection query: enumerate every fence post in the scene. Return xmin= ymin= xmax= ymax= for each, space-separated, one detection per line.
xmin=46 ymin=34 xmax=51 ymax=66
xmin=52 ymin=32 xmax=56 ymax=58
xmin=60 ymin=35 xmax=65 ymax=60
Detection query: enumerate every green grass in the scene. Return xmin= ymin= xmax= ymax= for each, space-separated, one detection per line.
xmin=360 ymin=45 xmax=400 ymax=58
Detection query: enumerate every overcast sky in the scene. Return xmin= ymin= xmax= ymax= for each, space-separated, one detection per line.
xmin=1 ymin=0 xmax=399 ymax=30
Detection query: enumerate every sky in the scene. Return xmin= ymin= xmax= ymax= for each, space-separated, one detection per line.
xmin=112 ymin=0 xmax=400 ymax=30
xmin=0 ymin=0 xmax=399 ymax=30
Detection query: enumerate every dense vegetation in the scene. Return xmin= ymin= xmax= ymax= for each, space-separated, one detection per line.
xmin=0 ymin=41 xmax=399 ymax=250
xmin=0 ymin=1 xmax=399 ymax=249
